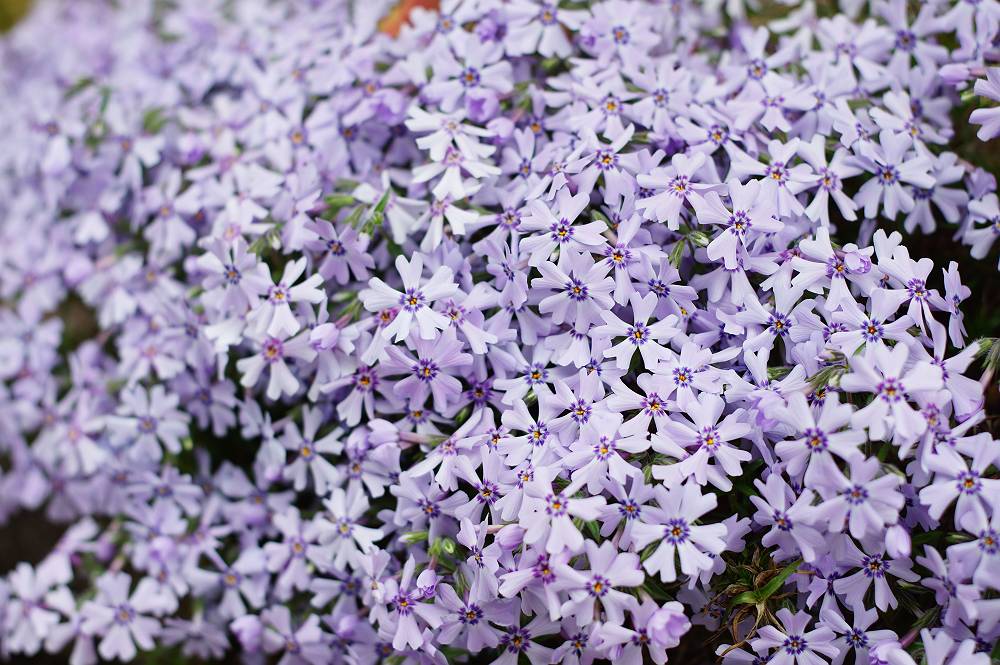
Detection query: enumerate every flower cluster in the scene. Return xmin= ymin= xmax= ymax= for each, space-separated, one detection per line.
xmin=0 ymin=0 xmax=999 ymax=664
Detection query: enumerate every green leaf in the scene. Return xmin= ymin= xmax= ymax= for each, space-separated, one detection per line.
xmin=65 ymin=76 xmax=95 ymax=99
xmin=142 ymin=107 xmax=169 ymax=134
xmin=401 ymin=530 xmax=428 ymax=544
xmin=361 ymin=189 xmax=392 ymax=234
xmin=729 ymin=591 xmax=758 ymax=607
xmin=668 ymin=239 xmax=686 ymax=267
xmin=323 ymin=193 xmax=356 ymax=217
xmin=755 ymin=558 xmax=802 ymax=602
xmin=344 ymin=205 xmax=365 ymax=229
xmin=730 ymin=558 xmax=802 ymax=607
xmin=325 ymin=193 xmax=356 ymax=207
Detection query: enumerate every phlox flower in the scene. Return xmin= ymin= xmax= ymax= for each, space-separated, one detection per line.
xmin=629 ymin=481 xmax=726 ymax=583
xmin=553 ymin=540 xmax=642 ymax=627
xmin=360 ymin=253 xmax=458 ymax=345
xmin=691 ymin=178 xmax=781 ymax=269
xmin=750 ymin=608 xmax=840 ymax=665
xmin=833 ymin=540 xmax=919 ymax=611
xmin=839 ymin=343 xmax=943 ymax=445
xmin=749 ymin=474 xmax=827 ymax=563
xmin=518 ymin=473 xmax=607 ymax=555
xmin=236 ymin=330 xmax=317 ymax=401
xmin=80 ymin=573 xmax=165 ymax=662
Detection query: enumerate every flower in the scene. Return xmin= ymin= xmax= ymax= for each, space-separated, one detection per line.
xmin=647 ymin=601 xmax=692 ymax=649
xmin=80 ymin=573 xmax=165 ymax=662
xmin=750 ymin=608 xmax=840 ymax=665
xmin=360 ymin=254 xmax=458 ymax=345
xmin=839 ymin=343 xmax=943 ymax=445
xmin=630 ymin=482 xmax=727 ymax=582
xmin=969 ymin=68 xmax=1000 ymax=141
xmin=519 ymin=473 xmax=607 ymax=554
xmin=691 ymin=179 xmax=782 ymax=269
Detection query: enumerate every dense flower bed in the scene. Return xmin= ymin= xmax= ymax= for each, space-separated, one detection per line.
xmin=1 ymin=0 xmax=999 ymax=663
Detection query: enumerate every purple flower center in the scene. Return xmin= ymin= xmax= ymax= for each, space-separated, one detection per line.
xmin=877 ymin=164 xmax=899 ymax=184
xmin=819 ymin=168 xmax=841 ymax=192
xmin=399 ymin=288 xmax=426 ymax=312
xmin=782 ymin=634 xmax=808 ymax=655
xmin=502 ymin=627 xmax=532 ymax=653
xmin=847 ymin=628 xmax=868 ymax=647
xmin=595 ymin=148 xmax=619 ymax=171
xmin=601 ymin=95 xmax=622 ymax=116
xmin=569 ymin=398 xmax=592 ymax=423
xmin=978 ymin=529 xmax=998 ymax=554
xmin=906 ymin=278 xmax=927 ymax=301
xmin=861 ymin=554 xmax=889 ymax=578
xmin=499 ymin=208 xmax=521 ymax=229
xmin=528 ymin=423 xmax=548 ymax=446
xmin=708 ymin=124 xmax=728 ymax=145
xmin=223 ymin=263 xmax=242 ymax=284
xmin=392 ymin=591 xmax=415 ymax=616
xmin=550 ymin=220 xmax=574 ymax=243
xmin=956 ymin=470 xmax=982 ymax=495
xmin=766 ymin=161 xmax=788 ymax=183
xmin=747 ymin=58 xmax=768 ymax=80
xmin=606 ymin=244 xmax=632 ymax=268
xmin=697 ymin=426 xmax=721 ymax=452
xmin=268 ymin=284 xmax=288 ymax=304
xmin=844 ymin=484 xmax=869 ymax=505
xmin=895 ymin=29 xmax=916 ymax=51
xmin=538 ymin=4 xmax=558 ymax=25
xmin=523 ymin=363 xmax=548 ymax=385
xmin=648 ymin=278 xmax=670 ymax=297
xmin=592 ymin=436 xmax=616 ymax=460
xmin=876 ymin=377 xmax=905 ymax=403
xmin=418 ymin=499 xmax=440 ymax=518
xmin=459 ymin=604 xmax=484 ymax=624
xmin=137 ymin=416 xmax=157 ymax=434
xmin=114 ymin=603 xmax=136 ymax=625
xmin=664 ymin=517 xmax=690 ymax=544
xmin=627 ymin=322 xmax=650 ymax=345
xmin=222 ymin=569 xmax=242 ymax=588
xmin=476 ymin=481 xmax=499 ymax=505
xmin=861 ymin=319 xmax=884 ymax=342
xmin=773 ymin=510 xmax=793 ymax=531
xmin=326 ymin=239 xmax=346 ymax=256
xmin=459 ymin=67 xmax=481 ymax=88
xmin=619 ymin=498 xmax=641 ymax=520
xmin=727 ymin=210 xmax=751 ymax=237
xmin=545 ymin=493 xmax=569 ymax=516
xmin=263 ymin=337 xmax=285 ymax=363
xmin=414 ymin=359 xmax=439 ymax=383
xmin=803 ymin=427 xmax=828 ymax=452
xmin=564 ymin=277 xmax=590 ymax=301
xmin=768 ymin=312 xmax=792 ymax=337
xmin=587 ymin=574 xmax=610 ymax=597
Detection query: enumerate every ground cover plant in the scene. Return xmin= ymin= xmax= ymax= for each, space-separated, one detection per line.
xmin=1 ymin=0 xmax=1000 ymax=663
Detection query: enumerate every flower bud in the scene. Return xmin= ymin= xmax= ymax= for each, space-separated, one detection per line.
xmin=869 ymin=639 xmax=917 ymax=665
xmin=495 ymin=524 xmax=525 ymax=551
xmin=417 ymin=567 xmax=439 ymax=598
xmin=939 ymin=63 xmax=971 ymax=85
xmin=647 ymin=601 xmax=691 ymax=649
xmin=885 ymin=524 xmax=911 ymax=559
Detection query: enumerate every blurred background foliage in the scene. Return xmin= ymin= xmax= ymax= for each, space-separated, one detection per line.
xmin=0 ymin=0 xmax=32 ymax=31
